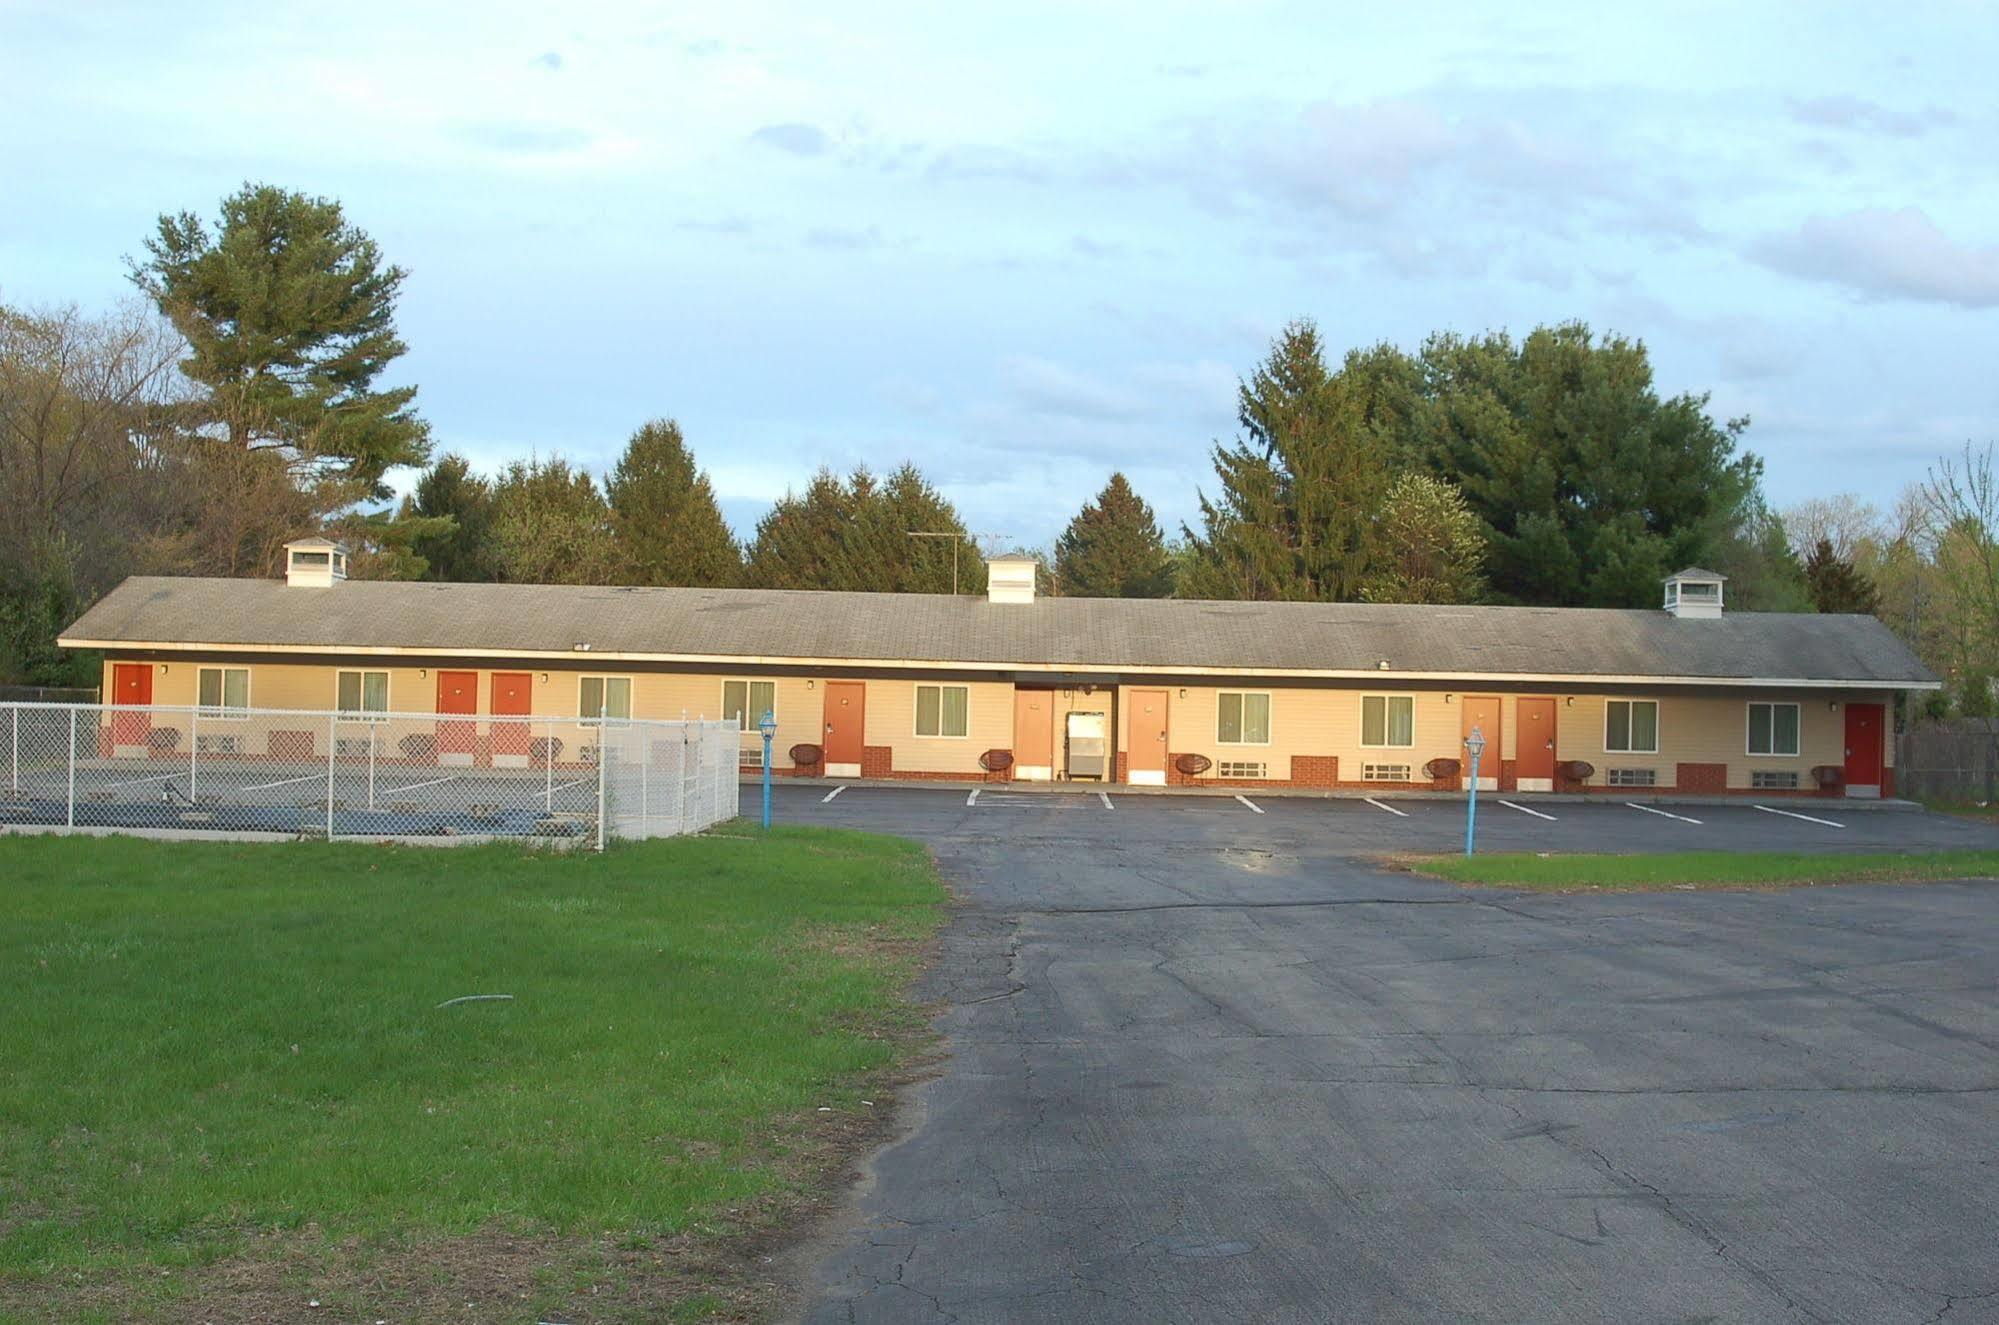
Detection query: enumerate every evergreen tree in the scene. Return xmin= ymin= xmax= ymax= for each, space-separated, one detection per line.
xmin=401 ymin=454 xmax=499 ymax=582
xmin=744 ymin=464 xmax=980 ymax=592
xmin=1360 ymin=472 xmax=1487 ymax=604
xmin=1804 ymin=536 xmax=1882 ymax=615
xmin=605 ymin=419 xmax=742 ymax=586
xmin=130 ymin=183 xmax=429 ymax=501
xmin=1054 ymin=472 xmax=1173 ymax=597
xmin=1410 ymin=323 xmax=1762 ymax=607
xmin=489 ymin=457 xmax=616 ymax=585
xmin=1711 ymin=500 xmax=1813 ymax=612
xmin=1182 ymin=321 xmax=1393 ymax=601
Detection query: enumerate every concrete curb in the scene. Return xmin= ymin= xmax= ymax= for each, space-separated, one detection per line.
xmin=750 ymin=775 xmax=1927 ymax=812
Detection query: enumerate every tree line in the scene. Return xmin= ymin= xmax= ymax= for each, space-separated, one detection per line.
xmin=2 ymin=181 xmax=1995 ymax=716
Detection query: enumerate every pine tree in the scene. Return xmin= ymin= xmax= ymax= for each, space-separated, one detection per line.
xmin=401 ymin=454 xmax=499 ymax=582
xmin=1360 ymin=472 xmax=1486 ymax=604
xmin=130 ymin=183 xmax=429 ymax=501
xmin=1182 ymin=321 xmax=1392 ymax=601
xmin=605 ymin=419 xmax=742 ymax=586
xmin=489 ymin=457 xmax=616 ymax=585
xmin=1804 ymin=536 xmax=1882 ymax=615
xmin=744 ymin=464 xmax=979 ymax=592
xmin=1054 ymin=473 xmax=1173 ymax=597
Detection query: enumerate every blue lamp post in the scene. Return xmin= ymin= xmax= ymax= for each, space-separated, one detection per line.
xmin=758 ymin=709 xmax=777 ymax=829
xmin=1463 ymin=725 xmax=1486 ymax=856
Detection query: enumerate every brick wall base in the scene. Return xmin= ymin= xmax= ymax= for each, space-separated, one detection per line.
xmin=861 ymin=745 xmax=893 ymax=778
xmin=1676 ymin=762 xmax=1728 ymax=794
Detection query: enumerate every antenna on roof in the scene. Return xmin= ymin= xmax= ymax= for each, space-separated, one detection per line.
xmin=906 ymin=531 xmax=1011 ymax=595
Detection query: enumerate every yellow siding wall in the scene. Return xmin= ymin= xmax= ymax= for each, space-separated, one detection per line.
xmin=862 ymin=679 xmax=1012 ymax=774
xmin=99 ymin=659 xmax=1898 ymax=787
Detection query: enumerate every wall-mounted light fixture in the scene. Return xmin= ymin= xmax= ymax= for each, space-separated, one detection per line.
xmin=806 ymin=679 xmax=815 ymax=690
xmin=157 ymin=663 xmax=169 ymax=674
xmin=539 ymin=673 xmax=549 ymax=684
xmin=1178 ymin=687 xmax=1187 ymax=699
xmin=1564 ymin=696 xmax=1574 ymax=707
xmin=419 ymin=668 xmax=428 ymax=679
xmin=1444 ymin=693 xmax=1454 ymax=704
xmin=1828 ymin=700 xmax=1840 ymax=712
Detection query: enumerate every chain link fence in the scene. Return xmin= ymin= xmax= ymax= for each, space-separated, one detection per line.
xmin=0 ymin=703 xmax=740 ymax=846
xmin=1896 ymin=720 xmax=1999 ymax=805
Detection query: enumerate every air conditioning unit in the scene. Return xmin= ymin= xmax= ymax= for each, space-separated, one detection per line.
xmin=335 ymin=737 xmax=377 ymax=758
xmin=578 ymin=743 xmax=600 ymax=765
xmin=196 ymin=733 xmax=242 ymax=755
xmin=1362 ymin=763 xmax=1412 ymax=782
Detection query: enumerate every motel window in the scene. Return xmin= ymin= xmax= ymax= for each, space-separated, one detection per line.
xmin=1217 ymin=692 xmax=1271 ymax=745
xmin=579 ymin=676 xmax=633 ymax=722
xmin=196 ymin=666 xmax=250 ymax=717
xmin=336 ymin=670 xmax=389 ymax=716
xmin=1747 ymin=702 xmax=1801 ymax=757
xmin=1360 ymin=695 xmax=1414 ymax=748
xmin=1605 ymin=699 xmax=1660 ymax=754
xmin=915 ymin=684 xmax=969 ymax=738
xmin=723 ymin=680 xmax=777 ymax=731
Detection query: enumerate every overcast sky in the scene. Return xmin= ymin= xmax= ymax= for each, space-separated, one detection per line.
xmin=3 ymin=1 xmax=1994 ymax=546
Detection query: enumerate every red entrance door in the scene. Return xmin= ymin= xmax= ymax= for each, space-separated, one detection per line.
xmin=436 ymin=670 xmax=478 ymax=765
xmin=1843 ymin=703 xmax=1884 ymax=796
xmin=1515 ymin=698 xmax=1557 ymax=791
xmin=1014 ymin=690 xmax=1054 ymax=781
xmin=822 ymin=682 xmax=866 ymax=777
xmin=111 ymin=663 xmax=152 ymax=756
xmin=490 ymin=673 xmax=532 ymax=767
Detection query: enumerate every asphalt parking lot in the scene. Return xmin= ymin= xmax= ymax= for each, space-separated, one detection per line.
xmin=793 ymin=785 xmax=1999 ymax=1323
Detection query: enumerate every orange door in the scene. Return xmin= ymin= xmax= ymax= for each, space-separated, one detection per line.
xmin=1014 ymin=690 xmax=1054 ymax=780
xmin=822 ymin=682 xmax=866 ymax=777
xmin=111 ymin=663 xmax=152 ymax=756
xmin=490 ymin=672 xmax=532 ymax=766
xmin=1128 ymin=689 xmax=1168 ymax=785
xmin=1844 ymin=703 xmax=1883 ymax=795
xmin=1461 ymin=695 xmax=1501 ymax=790
xmin=436 ymin=670 xmax=478 ymax=765
xmin=1516 ymin=698 xmax=1557 ymax=791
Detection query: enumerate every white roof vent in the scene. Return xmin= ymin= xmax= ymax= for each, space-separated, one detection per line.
xmin=284 ymin=537 xmax=349 ymax=588
xmin=986 ymin=556 xmax=1038 ymax=605
xmin=1662 ymin=566 xmax=1725 ymax=619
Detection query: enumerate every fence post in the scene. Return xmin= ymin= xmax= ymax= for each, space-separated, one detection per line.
xmin=189 ymin=704 xmax=199 ymax=801
xmin=544 ymin=718 xmax=554 ymax=812
xmin=367 ymin=720 xmax=377 ymax=811
xmin=640 ymin=724 xmax=651 ymax=840
xmin=326 ymin=713 xmax=337 ymax=840
xmin=596 ymin=734 xmax=608 ymax=851
xmin=9 ymin=704 xmax=17 ymax=792
xmin=66 ymin=707 xmax=76 ymax=828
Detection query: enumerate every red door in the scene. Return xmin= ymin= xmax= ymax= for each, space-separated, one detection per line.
xmin=1128 ymin=689 xmax=1168 ymax=785
xmin=1843 ymin=703 xmax=1884 ymax=796
xmin=822 ymin=682 xmax=866 ymax=777
xmin=1460 ymin=695 xmax=1501 ymax=790
xmin=111 ymin=663 xmax=152 ymax=756
xmin=490 ymin=673 xmax=532 ymax=766
xmin=1515 ymin=698 xmax=1557 ymax=791
xmin=436 ymin=670 xmax=478 ymax=765
xmin=1014 ymin=690 xmax=1055 ymax=780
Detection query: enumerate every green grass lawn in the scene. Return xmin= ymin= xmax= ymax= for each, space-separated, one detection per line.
xmin=0 ymin=828 xmax=945 ymax=1323
xmin=1411 ymin=849 xmax=1999 ymax=890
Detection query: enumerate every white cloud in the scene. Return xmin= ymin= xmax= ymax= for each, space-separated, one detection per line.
xmin=1750 ymin=208 xmax=1999 ymax=309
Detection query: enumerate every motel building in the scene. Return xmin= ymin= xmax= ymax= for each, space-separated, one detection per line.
xmin=56 ymin=538 xmax=1938 ymax=800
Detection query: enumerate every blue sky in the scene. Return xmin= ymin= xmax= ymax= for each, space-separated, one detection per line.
xmin=3 ymin=1 xmax=1994 ymax=546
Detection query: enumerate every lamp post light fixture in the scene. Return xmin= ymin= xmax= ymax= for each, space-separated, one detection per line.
xmin=758 ymin=710 xmax=778 ymax=829
xmin=1463 ymin=725 xmax=1487 ymax=857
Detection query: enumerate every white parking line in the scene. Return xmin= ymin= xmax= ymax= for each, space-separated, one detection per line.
xmin=1627 ymin=802 xmax=1703 ymax=825
xmin=966 ymin=787 xmax=981 ymax=807
xmin=1498 ymin=799 xmax=1558 ymax=821
xmin=1098 ymin=791 xmax=1113 ymax=810
xmin=384 ymin=774 xmax=458 ymax=796
xmin=1756 ymin=804 xmax=1845 ymax=829
xmin=241 ymin=773 xmax=324 ymax=793
xmin=1234 ymin=794 xmax=1265 ymax=814
xmin=821 ymin=784 xmax=846 ymax=803
xmin=1364 ymin=797 xmax=1409 ymax=817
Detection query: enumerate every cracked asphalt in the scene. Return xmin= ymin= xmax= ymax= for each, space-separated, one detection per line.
xmin=788 ymin=788 xmax=1999 ymax=1323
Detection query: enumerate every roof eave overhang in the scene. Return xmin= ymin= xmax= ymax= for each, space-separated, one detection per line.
xmin=56 ymin=636 xmax=1943 ymax=691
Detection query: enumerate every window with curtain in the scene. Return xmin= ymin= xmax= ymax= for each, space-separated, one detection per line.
xmin=723 ymin=680 xmax=777 ymax=731
xmin=1747 ymin=702 xmax=1800 ymax=756
xmin=1361 ymin=695 xmax=1414 ymax=747
xmin=196 ymin=667 xmax=249 ymax=716
xmin=1605 ymin=699 xmax=1660 ymax=753
xmin=1217 ymin=692 xmax=1271 ymax=744
xmin=579 ymin=676 xmax=633 ymax=721
xmin=336 ymin=670 xmax=389 ymax=715
xmin=915 ymin=684 xmax=969 ymax=737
